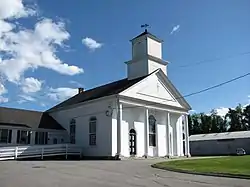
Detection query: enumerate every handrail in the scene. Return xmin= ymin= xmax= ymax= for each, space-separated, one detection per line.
xmin=0 ymin=144 xmax=81 ymax=161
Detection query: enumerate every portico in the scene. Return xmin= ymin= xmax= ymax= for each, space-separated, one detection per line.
xmin=114 ymin=99 xmax=190 ymax=158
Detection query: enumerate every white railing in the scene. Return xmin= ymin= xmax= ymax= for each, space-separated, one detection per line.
xmin=0 ymin=144 xmax=81 ymax=161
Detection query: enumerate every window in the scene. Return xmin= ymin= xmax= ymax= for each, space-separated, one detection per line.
xmin=89 ymin=117 xmax=97 ymax=145
xmin=70 ymin=119 xmax=76 ymax=144
xmin=53 ymin=138 xmax=57 ymax=144
xmin=35 ymin=132 xmax=48 ymax=145
xmin=0 ymin=129 xmax=12 ymax=143
xmin=149 ymin=115 xmax=156 ymax=147
xmin=17 ymin=130 xmax=31 ymax=144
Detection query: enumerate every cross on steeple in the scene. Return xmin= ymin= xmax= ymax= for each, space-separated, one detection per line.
xmin=141 ymin=24 xmax=150 ymax=32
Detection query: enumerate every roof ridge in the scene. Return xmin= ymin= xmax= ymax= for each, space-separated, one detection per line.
xmin=0 ymin=106 xmax=43 ymax=113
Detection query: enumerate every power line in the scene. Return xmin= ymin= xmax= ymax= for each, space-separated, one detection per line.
xmin=1 ymin=71 xmax=249 ymax=120
xmin=180 ymin=72 xmax=250 ymax=99
xmin=172 ymin=51 xmax=250 ymax=69
xmin=68 ymin=71 xmax=250 ymax=119
xmin=116 ymin=71 xmax=250 ymax=111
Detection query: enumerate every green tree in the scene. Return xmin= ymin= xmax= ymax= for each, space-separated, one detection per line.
xmin=226 ymin=104 xmax=245 ymax=131
xmin=200 ymin=113 xmax=212 ymax=133
xmin=192 ymin=113 xmax=202 ymax=134
xmin=243 ymin=104 xmax=250 ymax=130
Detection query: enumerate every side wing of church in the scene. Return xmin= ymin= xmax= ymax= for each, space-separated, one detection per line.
xmin=48 ymin=30 xmax=191 ymax=158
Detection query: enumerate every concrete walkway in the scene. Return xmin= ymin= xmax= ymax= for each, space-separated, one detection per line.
xmin=0 ymin=159 xmax=249 ymax=187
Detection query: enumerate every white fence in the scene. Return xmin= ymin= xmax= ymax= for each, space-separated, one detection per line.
xmin=0 ymin=144 xmax=81 ymax=161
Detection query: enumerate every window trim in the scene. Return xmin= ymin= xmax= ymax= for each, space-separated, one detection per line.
xmin=89 ymin=117 xmax=97 ymax=146
xmin=0 ymin=129 xmax=12 ymax=144
xmin=35 ymin=131 xmax=48 ymax=145
xmin=70 ymin=119 xmax=76 ymax=144
xmin=16 ymin=130 xmax=31 ymax=145
xmin=148 ymin=115 xmax=156 ymax=147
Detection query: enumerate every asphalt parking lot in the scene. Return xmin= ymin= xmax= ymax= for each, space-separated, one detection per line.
xmin=0 ymin=159 xmax=249 ymax=187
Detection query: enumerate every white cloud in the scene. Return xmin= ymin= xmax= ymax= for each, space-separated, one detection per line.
xmin=189 ymin=109 xmax=196 ymax=113
xmin=0 ymin=96 xmax=8 ymax=103
xmin=69 ymin=80 xmax=84 ymax=87
xmin=0 ymin=82 xmax=7 ymax=95
xmin=0 ymin=83 xmax=8 ymax=103
xmin=0 ymin=1 xmax=83 ymax=84
xmin=211 ymin=107 xmax=229 ymax=117
xmin=40 ymin=102 xmax=46 ymax=107
xmin=0 ymin=0 xmax=35 ymax=20
xmin=19 ymin=94 xmax=36 ymax=102
xmin=21 ymin=77 xmax=42 ymax=93
xmin=47 ymin=87 xmax=78 ymax=101
xmin=82 ymin=37 xmax=103 ymax=51
xmin=170 ymin=25 xmax=180 ymax=35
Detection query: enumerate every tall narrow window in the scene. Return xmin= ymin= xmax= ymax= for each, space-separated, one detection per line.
xmin=0 ymin=129 xmax=12 ymax=143
xmin=35 ymin=132 xmax=48 ymax=145
xmin=149 ymin=115 xmax=156 ymax=147
xmin=70 ymin=119 xmax=76 ymax=144
xmin=16 ymin=130 xmax=31 ymax=144
xmin=89 ymin=117 xmax=97 ymax=146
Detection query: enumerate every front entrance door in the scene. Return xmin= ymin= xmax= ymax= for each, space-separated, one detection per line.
xmin=129 ymin=129 xmax=136 ymax=156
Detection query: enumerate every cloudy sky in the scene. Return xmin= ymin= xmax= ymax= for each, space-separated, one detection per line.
xmin=0 ymin=0 xmax=249 ymax=113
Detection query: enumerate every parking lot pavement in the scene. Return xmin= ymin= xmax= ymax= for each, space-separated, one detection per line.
xmin=0 ymin=159 xmax=249 ymax=187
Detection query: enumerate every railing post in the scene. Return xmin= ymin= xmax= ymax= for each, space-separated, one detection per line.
xmin=79 ymin=148 xmax=82 ymax=159
xmin=41 ymin=147 xmax=44 ymax=160
xmin=65 ymin=144 xmax=68 ymax=159
xmin=15 ymin=147 xmax=18 ymax=160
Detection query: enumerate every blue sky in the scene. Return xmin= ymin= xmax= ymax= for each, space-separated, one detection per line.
xmin=0 ymin=0 xmax=249 ymax=114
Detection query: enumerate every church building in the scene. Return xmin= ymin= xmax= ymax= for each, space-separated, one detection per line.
xmin=0 ymin=30 xmax=191 ymax=159
xmin=48 ymin=29 xmax=192 ymax=158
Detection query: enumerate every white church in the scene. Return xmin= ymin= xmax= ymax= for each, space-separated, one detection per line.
xmin=0 ymin=30 xmax=191 ymax=159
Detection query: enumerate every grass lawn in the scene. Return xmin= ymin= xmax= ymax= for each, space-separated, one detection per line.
xmin=153 ymin=156 xmax=250 ymax=177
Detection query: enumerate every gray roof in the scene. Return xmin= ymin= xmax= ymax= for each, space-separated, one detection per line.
xmin=131 ymin=30 xmax=163 ymax=43
xmin=190 ymin=131 xmax=250 ymax=141
xmin=47 ymin=75 xmax=148 ymax=112
xmin=0 ymin=107 xmax=65 ymax=130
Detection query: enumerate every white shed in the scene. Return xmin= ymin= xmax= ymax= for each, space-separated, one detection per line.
xmin=190 ymin=131 xmax=250 ymax=156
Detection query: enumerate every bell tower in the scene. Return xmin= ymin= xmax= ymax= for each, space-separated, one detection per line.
xmin=125 ymin=26 xmax=168 ymax=80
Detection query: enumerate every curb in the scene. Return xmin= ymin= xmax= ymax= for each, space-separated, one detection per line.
xmin=151 ymin=164 xmax=250 ymax=180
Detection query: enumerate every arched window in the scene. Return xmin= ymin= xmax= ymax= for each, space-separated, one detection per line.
xmin=149 ymin=115 xmax=156 ymax=147
xmin=89 ymin=117 xmax=97 ymax=145
xmin=70 ymin=119 xmax=76 ymax=144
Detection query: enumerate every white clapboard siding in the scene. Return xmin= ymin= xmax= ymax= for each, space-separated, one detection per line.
xmin=0 ymin=144 xmax=81 ymax=161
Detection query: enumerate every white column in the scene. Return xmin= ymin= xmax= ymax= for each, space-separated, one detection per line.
xmin=166 ymin=112 xmax=170 ymax=157
xmin=11 ymin=129 xmax=17 ymax=144
xmin=184 ymin=115 xmax=190 ymax=157
xmin=116 ymin=102 xmax=122 ymax=157
xmin=30 ymin=131 xmax=36 ymax=145
xmin=144 ymin=108 xmax=149 ymax=157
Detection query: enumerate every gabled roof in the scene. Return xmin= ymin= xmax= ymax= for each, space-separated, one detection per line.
xmin=156 ymin=70 xmax=192 ymax=110
xmin=130 ymin=30 xmax=163 ymax=43
xmin=0 ymin=107 xmax=65 ymax=130
xmin=48 ymin=75 xmax=149 ymax=112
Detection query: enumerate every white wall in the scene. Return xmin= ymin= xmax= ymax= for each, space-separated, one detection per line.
xmin=156 ymin=114 xmax=166 ymax=157
xmin=115 ymin=107 xmax=145 ymax=157
xmin=48 ymin=131 xmax=68 ymax=144
xmin=170 ymin=113 xmax=183 ymax=156
xmin=132 ymin=37 xmax=147 ymax=59
xmin=148 ymin=60 xmax=167 ymax=75
xmin=121 ymin=74 xmax=183 ymax=108
xmin=127 ymin=59 xmax=148 ymax=80
xmin=51 ymin=98 xmax=115 ymax=157
xmin=147 ymin=38 xmax=162 ymax=59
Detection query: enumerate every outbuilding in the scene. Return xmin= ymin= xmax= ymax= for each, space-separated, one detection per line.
xmin=190 ymin=131 xmax=250 ymax=156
